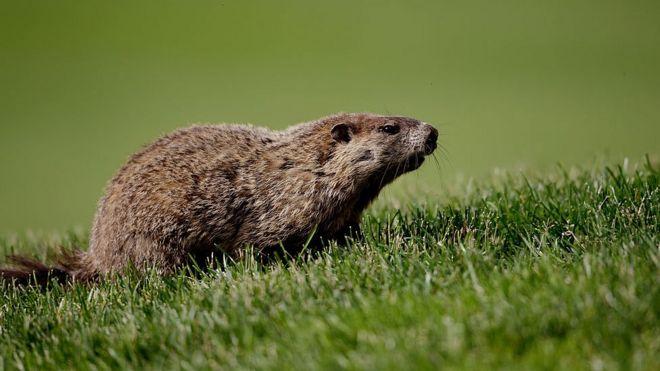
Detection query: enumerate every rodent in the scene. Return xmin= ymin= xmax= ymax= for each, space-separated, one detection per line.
xmin=1 ymin=113 xmax=438 ymax=285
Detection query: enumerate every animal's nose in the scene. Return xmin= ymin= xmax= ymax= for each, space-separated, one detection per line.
xmin=424 ymin=126 xmax=438 ymax=154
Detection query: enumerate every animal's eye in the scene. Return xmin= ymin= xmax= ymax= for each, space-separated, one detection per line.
xmin=380 ymin=125 xmax=400 ymax=135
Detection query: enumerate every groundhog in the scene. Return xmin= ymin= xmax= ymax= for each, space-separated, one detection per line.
xmin=1 ymin=113 xmax=438 ymax=285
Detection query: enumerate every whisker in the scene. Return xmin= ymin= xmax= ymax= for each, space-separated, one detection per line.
xmin=378 ymin=160 xmax=393 ymax=190
xmin=393 ymin=160 xmax=402 ymax=181
xmin=437 ymin=144 xmax=452 ymax=167
xmin=437 ymin=143 xmax=449 ymax=156
xmin=432 ymin=153 xmax=442 ymax=173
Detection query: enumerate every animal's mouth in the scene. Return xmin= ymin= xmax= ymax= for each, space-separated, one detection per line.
xmin=424 ymin=138 xmax=437 ymax=155
xmin=424 ymin=127 xmax=439 ymax=155
xmin=401 ymin=152 xmax=426 ymax=172
xmin=403 ymin=133 xmax=437 ymax=171
xmin=381 ymin=153 xmax=426 ymax=180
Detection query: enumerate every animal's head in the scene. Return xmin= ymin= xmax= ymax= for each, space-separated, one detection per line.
xmin=325 ymin=113 xmax=438 ymax=182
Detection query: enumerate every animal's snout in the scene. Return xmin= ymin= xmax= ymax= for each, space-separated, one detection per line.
xmin=424 ymin=126 xmax=438 ymax=155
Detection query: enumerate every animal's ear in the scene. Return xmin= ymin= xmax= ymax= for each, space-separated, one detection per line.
xmin=331 ymin=123 xmax=352 ymax=143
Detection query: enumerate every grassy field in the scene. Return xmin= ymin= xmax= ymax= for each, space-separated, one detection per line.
xmin=1 ymin=161 xmax=657 ymax=370
xmin=1 ymin=1 xmax=659 ymax=369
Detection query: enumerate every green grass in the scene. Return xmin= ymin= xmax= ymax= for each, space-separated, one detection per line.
xmin=1 ymin=1 xmax=658 ymax=368
xmin=1 ymin=161 xmax=657 ymax=370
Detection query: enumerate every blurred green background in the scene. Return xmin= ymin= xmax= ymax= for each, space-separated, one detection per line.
xmin=1 ymin=0 xmax=659 ymax=232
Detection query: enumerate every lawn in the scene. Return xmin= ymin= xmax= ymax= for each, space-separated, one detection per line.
xmin=1 ymin=161 xmax=657 ymax=370
xmin=1 ymin=1 xmax=659 ymax=369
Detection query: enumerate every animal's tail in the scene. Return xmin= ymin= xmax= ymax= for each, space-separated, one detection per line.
xmin=0 ymin=249 xmax=95 ymax=287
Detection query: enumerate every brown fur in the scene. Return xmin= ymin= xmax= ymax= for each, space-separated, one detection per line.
xmin=1 ymin=113 xmax=438 ymax=285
